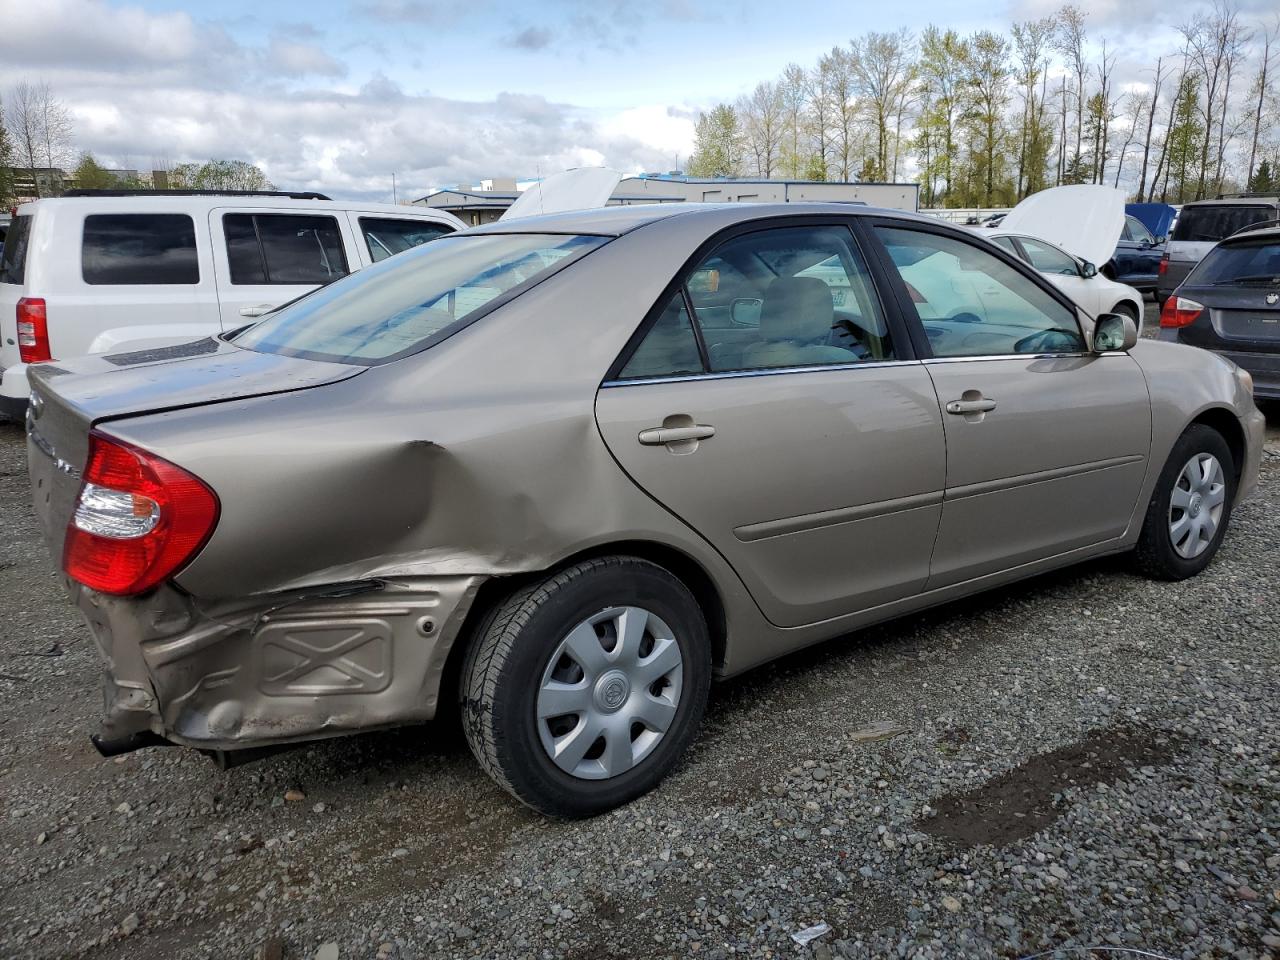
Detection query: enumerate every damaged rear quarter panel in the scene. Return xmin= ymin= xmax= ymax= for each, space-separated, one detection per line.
xmin=100 ymin=220 xmax=759 ymax=619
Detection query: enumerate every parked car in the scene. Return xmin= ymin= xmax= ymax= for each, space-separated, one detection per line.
xmin=1104 ymin=204 xmax=1174 ymax=295
xmin=0 ymin=190 xmax=464 ymax=420
xmin=984 ymin=185 xmax=1144 ymax=323
xmin=986 ymin=232 xmax=1144 ymax=326
xmin=1157 ymin=194 xmax=1280 ymax=304
xmin=27 ymin=202 xmax=1263 ymax=816
xmin=1158 ymin=223 xmax=1280 ymax=399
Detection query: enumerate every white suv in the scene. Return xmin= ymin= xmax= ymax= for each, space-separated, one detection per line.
xmin=0 ymin=190 xmax=463 ymax=418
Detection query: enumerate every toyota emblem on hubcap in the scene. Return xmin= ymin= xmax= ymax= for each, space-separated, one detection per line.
xmin=594 ymin=670 xmax=630 ymax=712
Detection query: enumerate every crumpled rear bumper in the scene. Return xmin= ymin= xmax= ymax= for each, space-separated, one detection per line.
xmin=72 ymin=575 xmax=482 ymax=752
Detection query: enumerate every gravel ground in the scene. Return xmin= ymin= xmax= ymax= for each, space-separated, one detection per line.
xmin=2 ymin=310 xmax=1279 ymax=960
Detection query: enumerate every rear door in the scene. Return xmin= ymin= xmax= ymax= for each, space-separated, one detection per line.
xmin=867 ymin=220 xmax=1151 ymax=588
xmin=595 ymin=220 xmax=945 ymax=628
xmin=208 ymin=208 xmax=357 ymax=325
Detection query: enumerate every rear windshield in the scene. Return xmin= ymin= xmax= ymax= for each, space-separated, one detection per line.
xmin=1172 ymin=204 xmax=1274 ymax=243
xmin=1186 ymin=239 xmax=1280 ymax=286
xmin=0 ymin=215 xmax=32 ymax=284
xmin=233 ymin=232 xmax=606 ymax=364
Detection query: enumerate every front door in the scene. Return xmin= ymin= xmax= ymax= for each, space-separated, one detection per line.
xmin=595 ymin=222 xmax=946 ymax=628
xmin=869 ymin=223 xmax=1151 ymax=588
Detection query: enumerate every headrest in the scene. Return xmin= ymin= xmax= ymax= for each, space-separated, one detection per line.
xmin=759 ymin=276 xmax=834 ymax=343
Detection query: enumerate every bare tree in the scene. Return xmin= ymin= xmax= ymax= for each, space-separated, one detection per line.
xmin=1244 ymin=16 xmax=1278 ymax=190
xmin=1135 ymin=57 xmax=1166 ymax=199
xmin=1012 ymin=16 xmax=1057 ymax=197
xmin=5 ymin=80 xmax=75 ymax=197
xmin=780 ymin=64 xmax=809 ymax=178
xmin=821 ymin=47 xmax=857 ymax=180
xmin=1094 ymin=40 xmax=1119 ymax=184
xmin=850 ymin=29 xmax=915 ymax=182
xmin=1181 ymin=1 xmax=1249 ymax=198
xmin=739 ymin=81 xmax=786 ymax=178
xmin=1055 ymin=5 xmax=1089 ymax=172
xmin=1112 ymin=91 xmax=1149 ymax=189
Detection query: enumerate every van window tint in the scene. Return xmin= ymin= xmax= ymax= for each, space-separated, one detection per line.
xmin=0 ymin=215 xmax=32 ymax=284
xmin=224 ymin=213 xmax=349 ymax=285
xmin=82 ymin=214 xmax=199 ymax=285
xmin=1172 ymin=205 xmax=1274 ymax=243
xmin=359 ymin=218 xmax=453 ymax=262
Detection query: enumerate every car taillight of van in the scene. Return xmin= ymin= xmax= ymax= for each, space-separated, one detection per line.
xmin=63 ymin=432 xmax=219 ymax=595
xmin=17 ymin=297 xmax=51 ymax=363
xmin=1160 ymin=296 xmax=1204 ymax=329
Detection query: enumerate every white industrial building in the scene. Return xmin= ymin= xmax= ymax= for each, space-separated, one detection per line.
xmin=415 ymin=174 xmax=920 ymax=226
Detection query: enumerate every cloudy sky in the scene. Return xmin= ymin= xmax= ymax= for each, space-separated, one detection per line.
xmin=0 ymin=0 xmax=1272 ymax=201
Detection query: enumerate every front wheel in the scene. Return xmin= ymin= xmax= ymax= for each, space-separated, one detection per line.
xmin=460 ymin=557 xmax=711 ymax=817
xmin=1133 ymin=424 xmax=1236 ymax=580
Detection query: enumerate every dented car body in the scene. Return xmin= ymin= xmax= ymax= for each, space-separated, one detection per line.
xmin=26 ymin=202 xmax=1265 ymax=813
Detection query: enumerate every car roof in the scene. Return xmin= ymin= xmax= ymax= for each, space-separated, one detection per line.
xmin=1179 ymin=196 xmax=1280 ymax=207
xmin=461 ymin=201 xmax=937 ymax=238
xmin=16 ymin=194 xmax=459 ymax=220
xmin=1219 ymin=225 xmax=1280 ymax=244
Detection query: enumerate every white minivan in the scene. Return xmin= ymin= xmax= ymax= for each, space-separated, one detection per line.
xmin=0 ymin=190 xmax=463 ymax=419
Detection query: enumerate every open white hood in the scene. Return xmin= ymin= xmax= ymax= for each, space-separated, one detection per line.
xmin=500 ymin=167 xmax=624 ymax=221
xmin=998 ymin=184 xmax=1126 ymax=268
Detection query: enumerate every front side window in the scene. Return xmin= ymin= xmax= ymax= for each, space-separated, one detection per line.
xmin=234 ymin=233 xmax=605 ymax=364
xmin=1123 ymin=216 xmax=1156 ymax=245
xmin=1018 ymin=237 xmax=1079 ymax=276
xmin=360 ymin=217 xmax=454 ymax=263
xmin=225 ymin=213 xmax=349 ymax=285
xmin=876 ymin=227 xmax=1083 ymax=357
xmin=82 ymin=214 xmax=199 ymax=285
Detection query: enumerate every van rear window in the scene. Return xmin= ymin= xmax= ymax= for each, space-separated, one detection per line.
xmin=0 ymin=215 xmax=32 ymax=284
xmin=1172 ymin=205 xmax=1273 ymax=243
xmin=82 ymin=214 xmax=200 ymax=285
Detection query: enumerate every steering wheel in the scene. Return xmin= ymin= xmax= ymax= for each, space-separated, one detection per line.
xmin=1013 ymin=328 xmax=1080 ymax=354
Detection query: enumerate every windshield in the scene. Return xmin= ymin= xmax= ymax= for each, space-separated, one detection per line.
xmin=0 ymin=215 xmax=32 ymax=284
xmin=234 ymin=232 xmax=606 ymax=364
xmin=1187 ymin=239 xmax=1280 ymax=286
xmin=1172 ymin=205 xmax=1273 ymax=243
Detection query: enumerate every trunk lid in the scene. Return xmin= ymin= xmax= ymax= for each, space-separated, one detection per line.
xmin=26 ymin=338 xmax=364 ymax=561
xmin=999 ymin=185 xmax=1126 ymax=269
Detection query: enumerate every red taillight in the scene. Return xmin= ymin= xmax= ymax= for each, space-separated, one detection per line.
xmin=63 ymin=432 xmax=219 ymax=595
xmin=1160 ymin=296 xmax=1204 ymax=329
xmin=1157 ymin=255 xmax=1168 ymax=276
xmin=17 ymin=297 xmax=51 ymax=363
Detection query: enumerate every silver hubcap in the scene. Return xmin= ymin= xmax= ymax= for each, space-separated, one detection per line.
xmin=536 ymin=606 xmax=683 ymax=781
xmin=1169 ymin=452 xmax=1226 ymax=559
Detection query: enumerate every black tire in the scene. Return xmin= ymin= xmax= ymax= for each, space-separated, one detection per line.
xmin=460 ymin=557 xmax=711 ymax=817
xmin=1133 ymin=424 xmax=1236 ymax=580
xmin=1112 ymin=301 xmax=1140 ymax=323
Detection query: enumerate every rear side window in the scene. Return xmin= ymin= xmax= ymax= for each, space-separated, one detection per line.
xmin=359 ymin=217 xmax=453 ymax=263
xmin=1172 ymin=205 xmax=1274 ymax=243
xmin=0 ymin=215 xmax=32 ymax=284
xmin=82 ymin=214 xmax=199 ymax=285
xmin=224 ymin=213 xmax=349 ymax=285
xmin=234 ymin=233 xmax=605 ymax=364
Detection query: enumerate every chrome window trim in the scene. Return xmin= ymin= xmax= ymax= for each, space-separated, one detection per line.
xmin=922 ymin=352 xmax=1094 ymax=364
xmin=601 ymin=358 xmax=920 ymax=388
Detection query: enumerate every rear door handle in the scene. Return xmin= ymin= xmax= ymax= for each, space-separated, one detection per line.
xmin=238 ymin=303 xmax=276 ymax=318
xmin=638 ymin=424 xmax=716 ymax=445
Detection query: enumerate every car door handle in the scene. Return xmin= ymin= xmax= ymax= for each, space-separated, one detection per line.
xmin=638 ymin=424 xmax=716 ymax=445
xmin=946 ymin=398 xmax=997 ymax=415
xmin=238 ymin=303 xmax=276 ymax=318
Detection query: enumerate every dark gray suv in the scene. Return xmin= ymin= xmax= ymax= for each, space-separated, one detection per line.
xmin=1158 ymin=195 xmax=1280 ymax=304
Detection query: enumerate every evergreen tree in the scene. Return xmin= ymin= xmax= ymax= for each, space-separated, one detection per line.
xmin=1247 ymin=158 xmax=1274 ymax=193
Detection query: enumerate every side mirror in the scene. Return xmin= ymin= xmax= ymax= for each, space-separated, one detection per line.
xmin=1092 ymin=312 xmax=1138 ymax=352
xmin=730 ymin=298 xmax=763 ymax=326
xmin=1080 ymin=260 xmax=1098 ymax=279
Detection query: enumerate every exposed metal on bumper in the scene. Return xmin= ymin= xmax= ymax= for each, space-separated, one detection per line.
xmin=73 ymin=575 xmax=483 ymax=752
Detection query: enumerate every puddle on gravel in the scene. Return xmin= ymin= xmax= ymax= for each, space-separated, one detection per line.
xmin=919 ymin=725 xmax=1186 ymax=848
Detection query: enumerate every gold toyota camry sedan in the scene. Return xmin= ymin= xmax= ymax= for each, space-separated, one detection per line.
xmin=24 ymin=202 xmax=1264 ymax=816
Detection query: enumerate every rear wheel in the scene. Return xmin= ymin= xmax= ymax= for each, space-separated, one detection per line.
xmin=460 ymin=557 xmax=711 ymax=817
xmin=1133 ymin=424 xmax=1236 ymax=580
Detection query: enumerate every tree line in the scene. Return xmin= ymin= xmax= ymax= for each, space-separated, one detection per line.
xmin=1 ymin=80 xmax=272 ymax=207
xmin=688 ymin=1 xmax=1280 ymax=207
